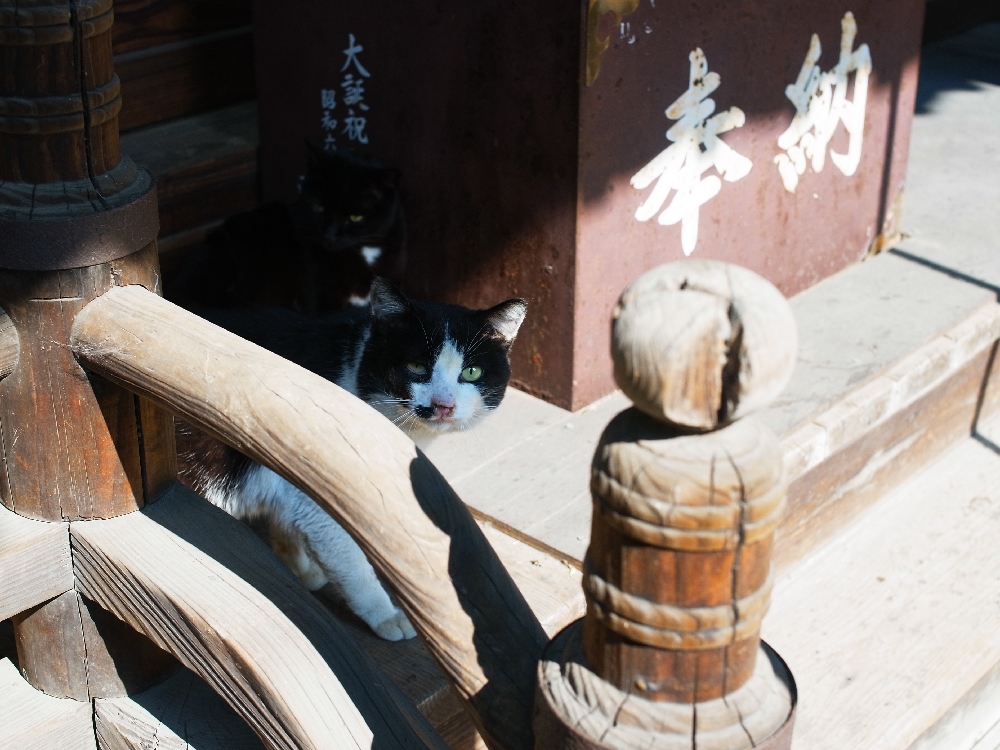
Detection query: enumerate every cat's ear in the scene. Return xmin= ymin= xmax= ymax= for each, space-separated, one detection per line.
xmin=369 ymin=277 xmax=411 ymax=320
xmin=483 ymin=299 xmax=527 ymax=345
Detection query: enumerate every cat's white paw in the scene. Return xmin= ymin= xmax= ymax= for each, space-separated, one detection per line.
xmin=371 ymin=608 xmax=417 ymax=641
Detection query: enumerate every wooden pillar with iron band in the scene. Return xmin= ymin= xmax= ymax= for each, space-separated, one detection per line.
xmin=534 ymin=259 xmax=798 ymax=749
xmin=1 ymin=0 xmax=176 ymax=701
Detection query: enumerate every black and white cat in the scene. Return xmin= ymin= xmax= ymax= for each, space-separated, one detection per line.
xmin=177 ymin=279 xmax=527 ymax=640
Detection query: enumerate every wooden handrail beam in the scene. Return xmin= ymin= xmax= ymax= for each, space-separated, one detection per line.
xmin=71 ymin=284 xmax=545 ymax=750
xmin=71 ymin=482 xmax=445 ymax=750
xmin=71 ymin=284 xmax=546 ymax=750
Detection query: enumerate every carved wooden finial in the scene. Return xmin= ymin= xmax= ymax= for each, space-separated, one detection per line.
xmin=611 ymin=259 xmax=798 ymax=430
xmin=535 ymin=260 xmax=797 ymax=750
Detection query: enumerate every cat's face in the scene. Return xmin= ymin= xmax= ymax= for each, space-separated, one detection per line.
xmin=300 ymin=145 xmax=400 ymax=253
xmin=355 ymin=280 xmax=527 ymax=443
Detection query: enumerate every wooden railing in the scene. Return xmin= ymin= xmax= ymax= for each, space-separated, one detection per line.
xmin=0 ymin=3 xmax=798 ymax=748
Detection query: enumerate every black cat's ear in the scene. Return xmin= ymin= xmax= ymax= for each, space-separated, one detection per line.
xmin=483 ymin=299 xmax=527 ymax=345
xmin=369 ymin=277 xmax=411 ymax=320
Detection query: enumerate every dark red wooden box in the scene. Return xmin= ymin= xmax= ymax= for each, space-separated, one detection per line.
xmin=252 ymin=0 xmax=924 ymax=409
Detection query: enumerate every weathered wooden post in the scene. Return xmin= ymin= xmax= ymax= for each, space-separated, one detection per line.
xmin=534 ymin=259 xmax=798 ymax=749
xmin=0 ymin=0 xmax=176 ymax=701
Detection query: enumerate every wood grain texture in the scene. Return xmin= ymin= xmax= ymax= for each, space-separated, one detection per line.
xmin=0 ymin=0 xmax=120 ymax=182
xmin=762 ymin=434 xmax=1000 ymax=750
xmin=71 ymin=285 xmax=548 ymax=750
xmin=71 ymin=482 xmax=446 ymax=750
xmin=112 ymin=0 xmax=252 ymax=55
xmin=535 ymin=622 xmax=791 ymax=750
xmin=0 ymin=308 xmax=18 ymax=380
xmin=95 ymin=666 xmax=265 ymax=750
xmin=0 ymin=245 xmax=164 ymax=521
xmin=774 ymin=343 xmax=999 ymax=574
xmin=120 ymin=102 xmax=258 ymax=240
xmin=612 ymin=261 xmax=797 ymax=430
xmin=116 ymin=28 xmax=255 ymax=131
xmin=0 ymin=657 xmax=97 ymax=750
xmin=0 ymin=502 xmax=72 ymax=621
xmin=341 ymin=520 xmax=584 ymax=749
xmin=582 ymin=408 xmax=786 ymax=704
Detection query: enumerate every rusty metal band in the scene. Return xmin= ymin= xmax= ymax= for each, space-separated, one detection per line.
xmin=0 ymin=183 xmax=159 ymax=270
xmin=582 ymin=559 xmax=774 ymax=634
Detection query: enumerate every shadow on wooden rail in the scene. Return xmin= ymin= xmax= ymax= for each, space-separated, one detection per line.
xmin=69 ymin=284 xmax=545 ymax=750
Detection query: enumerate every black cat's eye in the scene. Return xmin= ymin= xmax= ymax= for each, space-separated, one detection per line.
xmin=460 ymin=366 xmax=482 ymax=382
xmin=406 ymin=362 xmax=427 ymax=375
xmin=350 ymin=214 xmax=364 ymax=223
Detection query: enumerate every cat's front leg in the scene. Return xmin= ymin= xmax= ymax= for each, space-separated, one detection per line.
xmin=252 ymin=466 xmax=417 ymax=641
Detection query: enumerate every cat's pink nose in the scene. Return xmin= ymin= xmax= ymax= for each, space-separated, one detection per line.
xmin=431 ymin=398 xmax=455 ymax=419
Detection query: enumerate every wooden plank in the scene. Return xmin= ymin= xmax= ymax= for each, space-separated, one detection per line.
xmin=71 ymin=286 xmax=549 ymax=750
xmin=71 ymin=482 xmax=445 ymax=750
xmin=0 ymin=658 xmax=96 ymax=750
xmin=427 ymin=300 xmax=1000 ymax=569
xmin=0 ymin=309 xmax=18 ymax=381
xmin=762 ymin=434 xmax=1000 ymax=750
xmin=120 ymin=102 xmax=258 ymax=240
xmin=95 ymin=666 xmax=265 ymax=750
xmin=773 ymin=343 xmax=997 ymax=573
xmin=0 ymin=503 xmax=72 ymax=621
xmin=424 ymin=390 xmax=629 ymax=563
xmin=908 ymin=658 xmax=1000 ymax=750
xmin=113 ymin=0 xmax=252 ymax=55
xmin=335 ymin=520 xmax=582 ymax=749
xmin=116 ymin=29 xmax=256 ymax=131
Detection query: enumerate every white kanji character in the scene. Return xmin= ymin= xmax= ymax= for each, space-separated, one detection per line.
xmin=341 ymin=74 xmax=369 ymax=110
xmin=341 ymin=33 xmax=371 ymax=78
xmin=630 ymin=48 xmax=753 ymax=256
xmin=774 ymin=12 xmax=872 ymax=193
xmin=343 ymin=114 xmax=369 ymax=144
xmin=321 ymin=88 xmax=337 ymax=110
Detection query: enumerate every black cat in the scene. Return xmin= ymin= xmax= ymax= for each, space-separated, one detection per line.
xmin=166 ymin=145 xmax=406 ymax=314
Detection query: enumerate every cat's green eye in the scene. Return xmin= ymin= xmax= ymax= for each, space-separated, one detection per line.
xmin=406 ymin=362 xmax=427 ymax=375
xmin=349 ymin=214 xmax=364 ymax=223
xmin=461 ymin=366 xmax=482 ymax=382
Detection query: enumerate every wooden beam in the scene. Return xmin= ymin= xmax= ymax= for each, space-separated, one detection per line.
xmin=71 ymin=285 xmax=547 ymax=750
xmin=0 ymin=309 xmax=17 ymax=381
xmin=0 ymin=658 xmax=96 ymax=750
xmin=0 ymin=503 xmax=72 ymax=621
xmin=71 ymin=482 xmax=445 ymax=750
xmin=94 ymin=666 xmax=265 ymax=750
